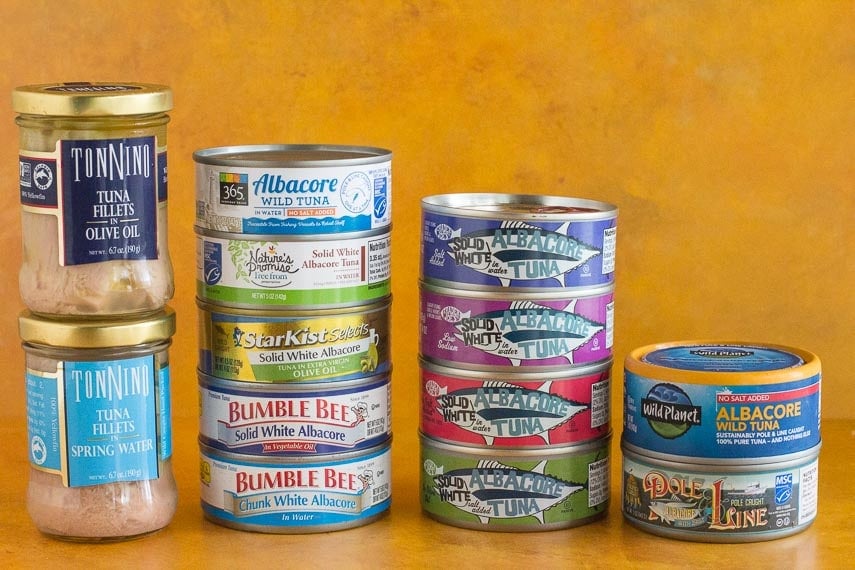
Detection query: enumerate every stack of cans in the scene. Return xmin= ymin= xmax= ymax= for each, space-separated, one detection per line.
xmin=193 ymin=145 xmax=394 ymax=533
xmin=621 ymin=340 xmax=822 ymax=542
xmin=418 ymin=193 xmax=618 ymax=531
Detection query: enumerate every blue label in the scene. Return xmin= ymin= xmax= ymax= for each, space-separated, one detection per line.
xmin=775 ymin=473 xmax=793 ymax=505
xmin=26 ymin=356 xmax=165 ymax=487
xmin=158 ymin=151 xmax=168 ymax=202
xmin=203 ymin=240 xmax=223 ymax=285
xmin=642 ymin=345 xmax=804 ymax=372
xmin=373 ymin=177 xmax=388 ymax=219
xmin=20 ymin=157 xmax=58 ymax=207
xmin=61 ymin=136 xmax=158 ymax=265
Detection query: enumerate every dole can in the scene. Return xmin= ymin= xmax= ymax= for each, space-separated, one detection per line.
xmin=198 ymin=372 xmax=391 ymax=457
xmin=420 ymin=282 xmax=613 ymax=370
xmin=196 ymin=227 xmax=391 ymax=310
xmin=197 ymin=299 xmax=390 ymax=383
xmin=421 ymin=193 xmax=617 ymax=290
xmin=420 ymin=359 xmax=610 ymax=448
xmin=199 ymin=441 xmax=391 ymax=533
xmin=194 ymin=145 xmax=391 ymax=235
xmin=420 ymin=434 xmax=610 ymax=531
xmin=621 ymin=445 xmax=820 ymax=542
xmin=623 ymin=341 xmax=821 ymax=462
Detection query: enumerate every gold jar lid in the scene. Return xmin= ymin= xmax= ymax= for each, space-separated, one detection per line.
xmin=12 ymin=82 xmax=173 ymax=116
xmin=19 ymin=307 xmax=176 ymax=348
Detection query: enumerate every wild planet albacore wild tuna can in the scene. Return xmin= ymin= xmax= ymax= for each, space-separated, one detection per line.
xmin=421 ymin=193 xmax=617 ymax=290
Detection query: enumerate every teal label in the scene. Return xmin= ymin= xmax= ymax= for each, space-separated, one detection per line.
xmin=26 ymin=357 xmax=169 ymax=487
xmin=642 ymin=344 xmax=804 ymax=372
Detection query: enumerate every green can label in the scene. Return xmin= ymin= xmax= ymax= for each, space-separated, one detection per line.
xmin=421 ymin=439 xmax=609 ymax=530
xmin=197 ymin=232 xmax=390 ymax=308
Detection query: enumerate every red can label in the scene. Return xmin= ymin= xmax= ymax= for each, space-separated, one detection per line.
xmin=420 ymin=365 xmax=610 ymax=447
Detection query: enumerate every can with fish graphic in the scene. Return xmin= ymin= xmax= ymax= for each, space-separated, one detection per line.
xmin=420 ymin=359 xmax=611 ymax=448
xmin=420 ymin=433 xmax=610 ymax=531
xmin=420 ymin=282 xmax=613 ymax=370
xmin=621 ymin=444 xmax=820 ymax=542
xmin=421 ymin=193 xmax=617 ymax=290
xmin=623 ymin=341 xmax=821 ymax=462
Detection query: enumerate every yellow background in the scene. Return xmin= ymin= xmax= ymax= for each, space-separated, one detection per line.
xmin=0 ymin=1 xmax=852 ymax=564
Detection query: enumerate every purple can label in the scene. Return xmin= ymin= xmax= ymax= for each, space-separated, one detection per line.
xmin=420 ymin=286 xmax=614 ymax=369
xmin=421 ymin=212 xmax=616 ymax=289
xmin=421 ymin=364 xmax=610 ymax=447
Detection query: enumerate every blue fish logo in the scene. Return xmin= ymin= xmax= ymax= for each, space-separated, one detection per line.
xmin=435 ymin=381 xmax=587 ymax=444
xmin=453 ymin=300 xmax=604 ymax=365
xmin=444 ymin=221 xmax=601 ymax=286
xmin=430 ymin=459 xmax=584 ymax=523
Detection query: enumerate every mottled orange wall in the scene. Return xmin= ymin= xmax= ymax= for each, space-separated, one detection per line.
xmin=0 ymin=1 xmax=851 ymax=423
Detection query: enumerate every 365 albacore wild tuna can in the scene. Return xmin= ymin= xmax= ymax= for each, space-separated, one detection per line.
xmin=194 ymin=145 xmax=391 ymax=236
xmin=623 ymin=341 xmax=821 ymax=462
xmin=421 ymin=193 xmax=617 ymax=290
xmin=420 ymin=282 xmax=613 ymax=370
xmin=621 ymin=445 xmax=820 ymax=542
xmin=199 ymin=372 xmax=391 ymax=456
xmin=199 ymin=441 xmax=391 ymax=533
xmin=420 ymin=434 xmax=610 ymax=531
xmin=197 ymin=299 xmax=390 ymax=383
xmin=421 ymin=359 xmax=611 ymax=448
xmin=196 ymin=227 xmax=391 ymax=310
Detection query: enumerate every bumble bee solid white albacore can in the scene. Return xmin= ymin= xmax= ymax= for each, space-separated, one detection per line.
xmin=198 ymin=372 xmax=391 ymax=457
xmin=194 ymin=145 xmax=391 ymax=236
xmin=420 ymin=434 xmax=610 ymax=531
xmin=199 ymin=442 xmax=391 ymax=533
xmin=623 ymin=341 xmax=821 ymax=462
xmin=621 ymin=445 xmax=820 ymax=542
xmin=421 ymin=193 xmax=617 ymax=290
xmin=196 ymin=227 xmax=391 ymax=310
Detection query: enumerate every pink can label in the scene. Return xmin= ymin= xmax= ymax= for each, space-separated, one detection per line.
xmin=419 ymin=287 xmax=614 ymax=369
xmin=421 ymin=366 xmax=611 ymax=447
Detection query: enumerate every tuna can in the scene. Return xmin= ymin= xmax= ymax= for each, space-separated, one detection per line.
xmin=199 ymin=441 xmax=391 ymax=533
xmin=623 ymin=341 xmax=821 ymax=462
xmin=621 ymin=445 xmax=820 ymax=542
xmin=196 ymin=227 xmax=391 ymax=310
xmin=420 ymin=281 xmax=613 ymax=370
xmin=421 ymin=359 xmax=611 ymax=448
xmin=197 ymin=299 xmax=390 ymax=383
xmin=194 ymin=144 xmax=391 ymax=236
xmin=420 ymin=434 xmax=610 ymax=531
xmin=421 ymin=193 xmax=617 ymax=290
xmin=198 ymin=372 xmax=391 ymax=456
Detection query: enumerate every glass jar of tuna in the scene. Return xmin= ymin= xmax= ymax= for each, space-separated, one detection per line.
xmin=20 ymin=308 xmax=177 ymax=541
xmin=12 ymin=82 xmax=173 ymax=316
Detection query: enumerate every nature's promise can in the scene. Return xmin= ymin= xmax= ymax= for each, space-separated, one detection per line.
xmin=421 ymin=193 xmax=616 ymax=290
xmin=623 ymin=341 xmax=821 ymax=462
xmin=421 ymin=359 xmax=610 ymax=448
xmin=420 ymin=282 xmax=613 ymax=370
xmin=199 ymin=440 xmax=391 ymax=533
xmin=196 ymin=227 xmax=390 ymax=310
xmin=197 ymin=299 xmax=390 ymax=383
xmin=195 ymin=145 xmax=391 ymax=236
xmin=420 ymin=434 xmax=610 ymax=531
xmin=199 ymin=372 xmax=391 ymax=457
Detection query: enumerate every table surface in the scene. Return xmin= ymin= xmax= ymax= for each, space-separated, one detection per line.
xmin=1 ymin=417 xmax=852 ymax=569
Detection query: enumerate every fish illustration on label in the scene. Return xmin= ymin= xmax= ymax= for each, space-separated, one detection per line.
xmin=428 ymin=459 xmax=584 ymax=524
xmin=442 ymin=221 xmax=601 ymax=287
xmin=647 ymin=497 xmax=707 ymax=527
xmin=433 ymin=381 xmax=588 ymax=445
xmin=453 ymin=300 xmax=605 ymax=365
